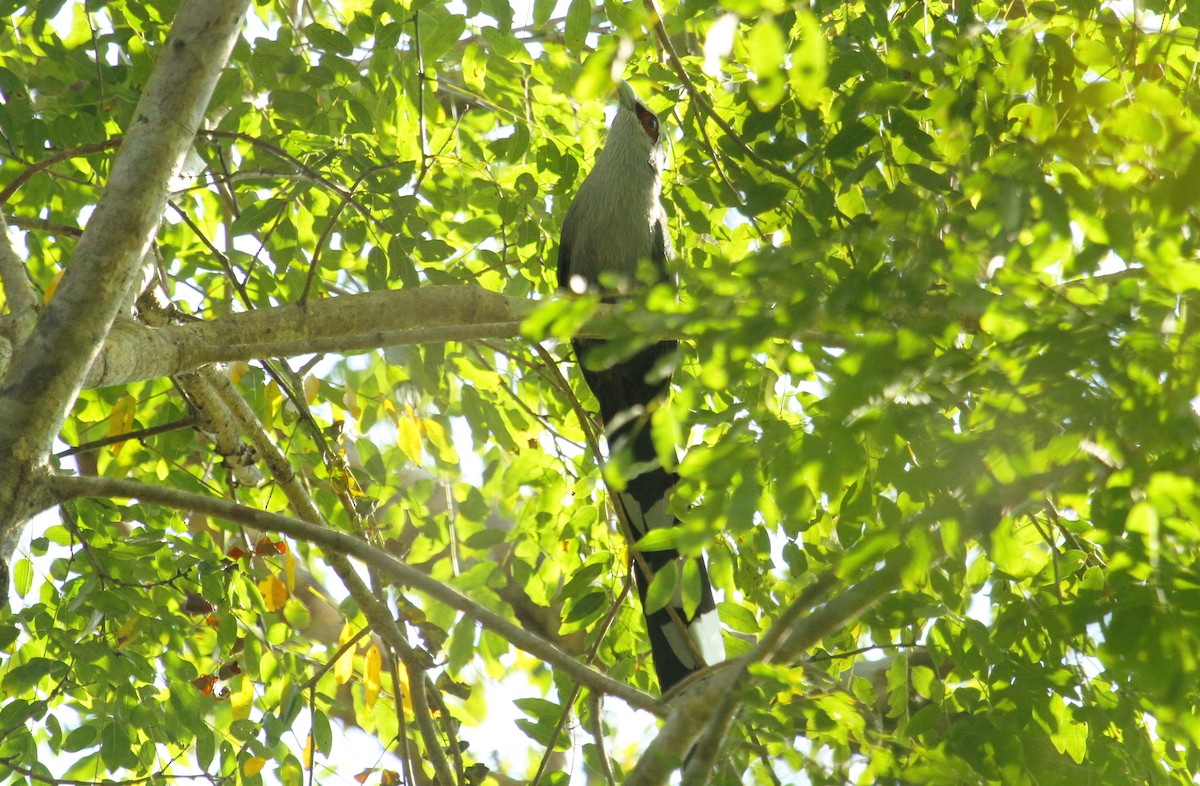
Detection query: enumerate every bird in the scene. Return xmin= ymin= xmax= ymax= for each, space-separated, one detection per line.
xmin=556 ymin=80 xmax=725 ymax=692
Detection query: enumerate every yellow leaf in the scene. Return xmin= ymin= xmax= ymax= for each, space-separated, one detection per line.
xmin=228 ymin=361 xmax=249 ymax=384
xmin=264 ymin=380 xmax=282 ymax=425
xmin=113 ymin=616 xmax=138 ymax=648
xmin=258 ymin=574 xmax=288 ymax=612
xmin=302 ymin=733 xmax=314 ymax=769
xmin=329 ymin=462 xmax=347 ymax=495
xmin=230 ymin=674 xmax=254 ymax=721
xmin=334 ymin=623 xmax=356 ymax=685
xmin=304 ymin=374 xmax=320 ymax=404
xmin=243 ymin=756 xmax=267 ymax=777
xmin=43 ymin=270 xmax=63 ymax=303
xmin=397 ymin=412 xmax=423 ymax=466
xmin=364 ymin=645 xmax=382 ymax=710
xmin=343 ymin=389 xmax=362 ymax=423
xmin=421 ymin=418 xmax=458 ymax=464
xmin=107 ymin=394 xmax=137 ymax=456
xmin=284 ymin=549 xmax=297 ymax=592
xmin=398 ymin=661 xmax=412 ymax=714
xmin=328 ymin=451 xmax=363 ymax=497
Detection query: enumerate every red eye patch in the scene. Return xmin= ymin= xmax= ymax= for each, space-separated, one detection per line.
xmin=634 ymin=104 xmax=660 ymax=142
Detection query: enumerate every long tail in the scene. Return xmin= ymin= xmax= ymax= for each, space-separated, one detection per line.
xmin=573 ymin=338 xmax=725 ymax=692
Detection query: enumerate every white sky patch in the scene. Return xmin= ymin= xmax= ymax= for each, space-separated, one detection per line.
xmin=703 ymin=14 xmax=739 ymax=77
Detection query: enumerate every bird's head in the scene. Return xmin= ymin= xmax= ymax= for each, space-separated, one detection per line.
xmin=603 ymin=80 xmax=667 ymax=172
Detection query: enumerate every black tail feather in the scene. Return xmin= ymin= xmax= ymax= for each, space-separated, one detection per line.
xmin=572 ymin=338 xmax=724 ymax=692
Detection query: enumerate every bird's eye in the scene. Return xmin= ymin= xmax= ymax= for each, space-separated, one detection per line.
xmin=635 ymin=105 xmax=660 ymax=141
xmin=640 ymin=111 xmax=659 ymax=141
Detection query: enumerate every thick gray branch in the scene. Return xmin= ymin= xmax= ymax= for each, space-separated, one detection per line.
xmin=0 ymin=213 xmax=38 ymax=398
xmin=0 ymin=211 xmax=37 ymax=319
xmin=85 ymin=287 xmax=617 ymax=388
xmin=0 ymin=0 xmax=249 ymax=569
xmin=0 ymin=0 xmax=246 ymax=459
xmin=88 ymin=286 xmax=544 ymax=387
xmin=174 ymin=368 xmax=264 ymax=487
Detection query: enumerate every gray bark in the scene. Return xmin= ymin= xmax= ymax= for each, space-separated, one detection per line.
xmin=82 ymin=286 xmax=597 ymax=388
xmin=0 ymin=0 xmax=251 ymax=590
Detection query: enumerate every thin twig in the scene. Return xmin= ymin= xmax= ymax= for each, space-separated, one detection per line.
xmin=642 ymin=0 xmax=809 ymax=190
xmin=200 ymin=130 xmax=371 ymax=217
xmin=49 ymin=472 xmax=663 ymax=716
xmin=424 ymin=671 xmax=466 ymax=784
xmin=586 ymin=690 xmax=617 ymax=786
xmin=530 ymin=581 xmax=633 ymax=786
xmin=299 ymin=624 xmax=373 ymax=691
xmin=166 ymin=201 xmax=253 ymax=308
xmin=336 ymin=561 xmax=456 ymax=786
xmin=300 ymin=160 xmax=402 ymax=304
xmin=0 ymin=139 xmax=123 ymax=205
xmin=389 ymin=656 xmax=417 ymax=786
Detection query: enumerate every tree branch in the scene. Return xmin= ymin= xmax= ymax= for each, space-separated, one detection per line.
xmin=0 ymin=0 xmax=250 ymax=575
xmin=46 ymin=472 xmax=664 ymax=717
xmin=174 ymin=369 xmax=264 ymax=487
xmin=87 ymin=286 xmax=554 ymax=388
xmin=196 ymin=361 xmax=454 ymax=782
xmin=627 ymin=495 xmax=1013 ymax=786
xmin=0 ymin=211 xmax=38 ymax=318
xmin=0 ymin=140 xmax=124 ymax=206
xmin=80 ymin=284 xmax=851 ymax=390
xmin=643 ymin=0 xmax=808 ymax=191
xmin=333 ymin=555 xmax=456 ymax=786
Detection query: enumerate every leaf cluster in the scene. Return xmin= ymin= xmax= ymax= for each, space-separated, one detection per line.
xmin=2 ymin=0 xmax=1200 ymax=784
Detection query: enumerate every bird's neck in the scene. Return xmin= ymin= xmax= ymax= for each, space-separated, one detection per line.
xmin=590 ymin=116 xmax=663 ymax=211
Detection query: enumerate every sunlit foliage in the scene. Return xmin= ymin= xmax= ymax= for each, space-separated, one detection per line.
xmin=2 ymin=0 xmax=1200 ymax=783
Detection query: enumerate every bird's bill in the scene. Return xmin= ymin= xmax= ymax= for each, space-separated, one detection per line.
xmin=616 ymin=79 xmax=638 ymax=111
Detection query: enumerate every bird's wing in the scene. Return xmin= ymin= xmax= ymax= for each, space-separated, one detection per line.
xmin=651 ymin=211 xmax=678 ymax=292
xmin=556 ymin=226 xmax=572 ymax=290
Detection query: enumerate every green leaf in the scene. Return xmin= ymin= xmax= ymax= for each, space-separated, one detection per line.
xmin=1049 ymin=694 xmax=1089 ymax=764
xmin=564 ymin=0 xmax=590 ymax=57
xmin=271 ymin=89 xmax=320 ymax=122
xmin=486 ymin=0 xmax=513 ymax=31
xmin=0 ymin=699 xmax=30 ymax=730
xmin=826 ymin=120 xmax=874 ymax=160
xmin=533 ymin=0 xmax=555 ymax=27
xmin=100 ymin=720 xmax=136 ymax=771
xmin=644 ymin=564 xmax=677 ymax=614
xmin=461 ymin=41 xmax=486 ymax=91
xmin=422 ymin=12 xmax=466 ymax=64
xmin=905 ymin=164 xmax=951 ymax=193
xmin=12 ymin=557 xmax=32 ymax=596
xmin=564 ymin=590 xmax=606 ymax=623
xmin=789 ymin=11 xmax=828 ymax=106
xmin=635 ymin=527 xmax=680 ymax=553
xmin=747 ymin=18 xmax=786 ymax=76
xmin=990 ymin=519 xmax=1049 ymax=579
xmin=720 ymin=603 xmax=758 ymax=636
xmin=63 ymin=725 xmax=99 ymax=752
xmin=303 ymin=24 xmax=353 ymax=55
xmin=2 ymin=658 xmax=62 ymax=694
xmin=311 ymin=709 xmax=332 ymax=756
xmin=709 ymin=547 xmax=734 ymax=591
